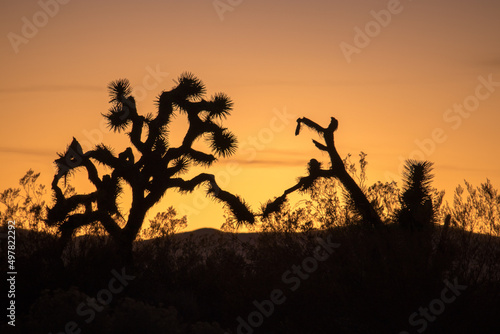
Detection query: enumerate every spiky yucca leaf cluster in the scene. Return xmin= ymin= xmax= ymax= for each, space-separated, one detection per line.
xmin=104 ymin=105 xmax=132 ymax=132
xmin=298 ymin=176 xmax=317 ymax=192
xmin=92 ymin=144 xmax=116 ymax=164
xmin=54 ymin=138 xmax=85 ymax=179
xmin=169 ymin=158 xmax=189 ymax=176
xmin=173 ymin=72 xmax=206 ymax=103
xmin=401 ymin=160 xmax=434 ymax=205
xmin=209 ymin=128 xmax=237 ymax=158
xmin=108 ymin=79 xmax=132 ymax=103
xmin=208 ymin=93 xmax=233 ymax=120
xmin=396 ymin=159 xmax=435 ymax=230
xmin=209 ymin=188 xmax=254 ymax=225
xmin=262 ymin=195 xmax=287 ymax=219
xmin=188 ymin=150 xmax=217 ymax=166
xmin=294 ymin=159 xmax=323 ymax=192
xmin=307 ymin=159 xmax=322 ymax=175
xmin=104 ymin=79 xmax=134 ymax=132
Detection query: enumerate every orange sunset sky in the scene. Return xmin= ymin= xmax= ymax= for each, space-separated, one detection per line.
xmin=1 ymin=0 xmax=499 ymax=231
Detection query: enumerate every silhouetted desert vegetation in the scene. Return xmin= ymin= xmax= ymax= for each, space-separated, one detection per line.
xmin=1 ymin=165 xmax=499 ymax=333
xmin=1 ymin=75 xmax=499 ymax=333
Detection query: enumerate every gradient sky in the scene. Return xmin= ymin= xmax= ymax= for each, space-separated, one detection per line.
xmin=1 ymin=0 xmax=499 ymax=231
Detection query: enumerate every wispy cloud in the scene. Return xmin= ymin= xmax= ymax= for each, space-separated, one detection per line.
xmin=0 ymin=85 xmax=102 ymax=94
xmin=219 ymin=148 xmax=318 ymax=168
xmin=0 ymin=146 xmax=55 ymax=158
xmin=221 ymin=158 xmax=308 ymax=168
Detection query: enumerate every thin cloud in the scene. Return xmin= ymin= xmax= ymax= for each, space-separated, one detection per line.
xmin=221 ymin=158 xmax=307 ymax=168
xmin=0 ymin=85 xmax=102 ymax=94
xmin=257 ymin=148 xmax=315 ymax=156
xmin=0 ymin=146 xmax=55 ymax=157
xmin=216 ymin=147 xmax=330 ymax=167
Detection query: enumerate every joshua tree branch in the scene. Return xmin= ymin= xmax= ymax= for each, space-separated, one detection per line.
xmin=169 ymin=173 xmax=218 ymax=192
xmin=265 ymin=116 xmax=382 ymax=228
xmin=168 ymin=173 xmax=254 ymax=223
xmin=312 ymin=139 xmax=328 ymax=151
xmin=82 ymin=159 xmax=102 ymax=188
xmin=59 ymin=212 xmax=99 ymax=242
xmin=296 ymin=117 xmax=325 ymax=136
xmin=129 ymin=115 xmax=146 ymax=153
xmin=59 ymin=210 xmax=122 ymax=241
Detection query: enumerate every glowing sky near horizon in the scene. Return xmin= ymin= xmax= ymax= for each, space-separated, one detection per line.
xmin=1 ymin=0 xmax=499 ymax=231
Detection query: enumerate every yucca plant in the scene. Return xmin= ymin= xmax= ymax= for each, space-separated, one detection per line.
xmin=395 ymin=159 xmax=435 ymax=231
xmin=46 ymin=73 xmax=254 ymax=261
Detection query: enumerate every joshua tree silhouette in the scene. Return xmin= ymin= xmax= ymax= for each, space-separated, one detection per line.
xmin=46 ymin=73 xmax=254 ymax=260
xmin=263 ymin=116 xmax=382 ymax=228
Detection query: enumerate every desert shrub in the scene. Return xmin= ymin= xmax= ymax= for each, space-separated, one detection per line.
xmin=440 ymin=180 xmax=500 ymax=284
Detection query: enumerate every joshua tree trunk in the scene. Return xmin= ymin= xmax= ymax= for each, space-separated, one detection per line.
xmin=334 ymin=168 xmax=382 ymax=228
